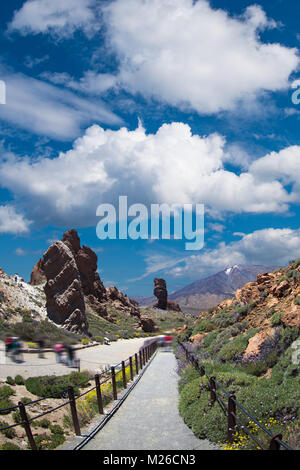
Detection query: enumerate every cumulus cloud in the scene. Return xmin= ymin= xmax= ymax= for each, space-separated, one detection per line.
xmin=0 ymin=205 xmax=31 ymax=234
xmin=8 ymin=0 xmax=99 ymax=38
xmin=167 ymin=228 xmax=300 ymax=279
xmin=0 ymin=68 xmax=121 ymax=140
xmin=104 ymin=0 xmax=299 ymax=114
xmin=0 ymin=122 xmax=296 ymax=228
xmin=250 ymin=145 xmax=300 ymax=197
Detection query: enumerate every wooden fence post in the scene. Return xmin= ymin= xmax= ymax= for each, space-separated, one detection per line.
xmin=135 ymin=353 xmax=139 ymax=374
xmin=269 ymin=434 xmax=282 ymax=450
xmin=227 ymin=394 xmax=236 ymax=443
xmin=67 ymin=386 xmax=81 ymax=436
xmin=122 ymin=361 xmax=127 ymax=389
xmin=18 ymin=401 xmax=37 ymax=450
xmin=209 ymin=377 xmax=216 ymax=406
xmin=111 ymin=366 xmax=118 ymax=400
xmin=129 ymin=356 xmax=134 ymax=381
xmin=95 ymin=374 xmax=104 ymax=414
xmin=139 ymin=350 xmax=143 ymax=368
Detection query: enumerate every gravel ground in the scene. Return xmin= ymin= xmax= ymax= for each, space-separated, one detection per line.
xmin=0 ymin=337 xmax=149 ymax=380
xmin=83 ymin=351 xmax=218 ymax=450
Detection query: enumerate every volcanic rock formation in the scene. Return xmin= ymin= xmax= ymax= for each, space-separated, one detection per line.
xmin=31 ymin=229 xmax=142 ymax=333
xmin=43 ymin=240 xmax=87 ymax=334
xmin=30 ymin=259 xmax=46 ymax=286
xmin=153 ymin=278 xmax=181 ymax=311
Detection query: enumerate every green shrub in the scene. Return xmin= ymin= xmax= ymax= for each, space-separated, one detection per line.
xmin=32 ymin=418 xmax=51 ymax=429
xmin=6 ymin=377 xmax=15 ymax=386
xmin=20 ymin=397 xmax=31 ymax=404
xmin=0 ymin=419 xmax=16 ymax=439
xmin=1 ymin=442 xmax=21 ymax=450
xmin=12 ymin=410 xmax=22 ymax=424
xmin=217 ymin=331 xmax=257 ymax=362
xmin=277 ymin=276 xmax=288 ymax=285
xmin=271 ymin=311 xmax=283 ymax=326
xmin=25 ymin=371 xmax=90 ymax=398
xmin=50 ymin=424 xmax=64 ymax=435
xmin=14 ymin=375 xmax=24 ymax=386
xmin=0 ymin=385 xmax=15 ymax=415
xmin=193 ymin=319 xmax=216 ymax=334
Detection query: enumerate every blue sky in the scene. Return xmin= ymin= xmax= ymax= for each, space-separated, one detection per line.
xmin=0 ymin=0 xmax=300 ymax=296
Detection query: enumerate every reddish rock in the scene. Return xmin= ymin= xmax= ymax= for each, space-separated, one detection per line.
xmin=62 ymin=229 xmax=81 ymax=254
xmin=190 ymin=333 xmax=207 ymax=344
xmin=76 ymin=246 xmax=107 ymax=300
xmin=30 ymin=259 xmax=46 ymax=285
xmin=271 ymin=280 xmax=291 ymax=298
xmin=243 ymin=328 xmax=276 ymax=359
xmin=43 ymin=241 xmax=87 ymax=333
xmin=176 ymin=324 xmax=188 ymax=335
xmin=33 ymin=228 xmax=143 ymax=332
xmin=105 ymin=286 xmax=140 ymax=317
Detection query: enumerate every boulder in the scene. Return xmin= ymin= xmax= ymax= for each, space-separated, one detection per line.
xmin=271 ymin=280 xmax=291 ymax=298
xmin=243 ymin=328 xmax=276 ymax=359
xmin=140 ymin=316 xmax=157 ymax=332
xmin=189 ymin=333 xmax=207 ymax=344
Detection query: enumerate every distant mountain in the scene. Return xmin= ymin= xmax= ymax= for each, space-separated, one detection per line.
xmin=135 ymin=265 xmax=279 ymax=313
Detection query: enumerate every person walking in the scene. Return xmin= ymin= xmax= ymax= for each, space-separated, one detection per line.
xmin=38 ymin=338 xmax=45 ymax=359
xmin=5 ymin=335 xmax=12 ymax=357
xmin=54 ymin=343 xmax=63 ymax=363
xmin=66 ymin=344 xmax=75 ymax=367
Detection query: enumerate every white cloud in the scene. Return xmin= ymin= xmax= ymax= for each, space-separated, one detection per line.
xmin=41 ymin=70 xmax=117 ymax=95
xmin=8 ymin=0 xmax=99 ymax=38
xmin=167 ymin=228 xmax=300 ymax=279
xmin=104 ymin=0 xmax=299 ymax=113
xmin=250 ymin=145 xmax=300 ymax=189
xmin=0 ymin=68 xmax=121 ymax=140
xmin=130 ymin=252 xmax=186 ymax=282
xmin=0 ymin=122 xmax=296 ymax=227
xmin=0 ymin=205 xmax=31 ymax=234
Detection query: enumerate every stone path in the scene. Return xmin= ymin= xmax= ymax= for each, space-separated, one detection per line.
xmin=83 ymin=351 xmax=218 ymax=450
xmin=0 ymin=337 xmax=148 ymax=380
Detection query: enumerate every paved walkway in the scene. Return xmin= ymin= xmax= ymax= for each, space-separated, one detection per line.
xmin=0 ymin=337 xmax=148 ymax=380
xmin=83 ymin=351 xmax=218 ymax=450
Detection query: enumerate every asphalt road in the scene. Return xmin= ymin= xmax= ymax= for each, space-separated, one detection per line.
xmin=0 ymin=337 xmax=149 ymax=380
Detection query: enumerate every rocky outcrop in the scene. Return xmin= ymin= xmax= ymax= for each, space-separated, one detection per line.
xmin=33 ymin=229 xmax=142 ymax=333
xmin=105 ymin=286 xmax=140 ymax=317
xmin=30 ymin=259 xmax=46 ymax=286
xmin=62 ymin=230 xmax=107 ymax=300
xmin=153 ymin=278 xmax=181 ymax=311
xmin=43 ymin=241 xmax=87 ymax=333
xmin=154 ymin=278 xmax=168 ymax=309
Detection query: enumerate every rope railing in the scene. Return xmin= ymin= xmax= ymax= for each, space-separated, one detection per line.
xmin=0 ymin=340 xmax=158 ymax=450
xmin=178 ymin=342 xmax=293 ymax=451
